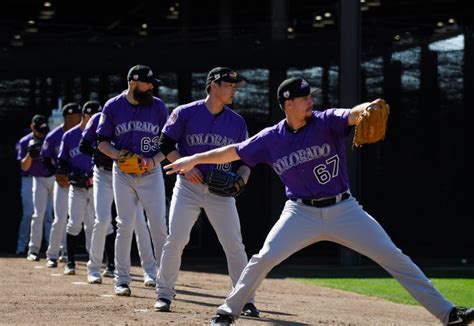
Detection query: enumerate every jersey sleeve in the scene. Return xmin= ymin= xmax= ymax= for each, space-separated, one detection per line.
xmin=320 ymin=109 xmax=351 ymax=137
xmin=237 ymin=119 xmax=249 ymax=143
xmin=17 ymin=138 xmax=27 ymax=161
xmin=82 ymin=113 xmax=99 ymax=144
xmin=162 ymin=107 xmax=183 ymax=142
xmin=96 ymin=103 xmax=114 ymax=139
xmin=157 ymin=101 xmax=169 ymax=131
xmin=58 ymin=135 xmax=69 ymax=162
xmin=40 ymin=134 xmax=53 ymax=158
xmin=235 ymin=130 xmax=269 ymax=167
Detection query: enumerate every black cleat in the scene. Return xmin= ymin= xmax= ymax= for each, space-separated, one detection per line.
xmin=448 ymin=306 xmax=474 ymax=325
xmin=154 ymin=298 xmax=171 ymax=312
xmin=241 ymin=302 xmax=260 ymax=317
xmin=210 ymin=314 xmax=234 ymax=326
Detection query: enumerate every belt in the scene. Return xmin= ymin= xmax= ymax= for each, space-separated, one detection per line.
xmin=292 ymin=192 xmax=350 ymax=208
xmin=95 ymin=164 xmax=112 ymax=171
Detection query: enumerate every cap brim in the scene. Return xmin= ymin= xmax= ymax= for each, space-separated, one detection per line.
xmin=310 ymin=87 xmax=321 ymax=95
xmin=221 ymin=75 xmax=247 ymax=86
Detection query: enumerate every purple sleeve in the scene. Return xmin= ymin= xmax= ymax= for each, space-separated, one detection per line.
xmin=40 ymin=136 xmax=53 ymax=158
xmin=82 ymin=113 xmax=99 ymax=143
xmin=58 ymin=136 xmax=68 ymax=162
xmin=235 ymin=131 xmax=269 ymax=167
xmin=162 ymin=107 xmax=183 ymax=141
xmin=323 ymin=109 xmax=351 ymax=136
xmin=16 ymin=141 xmax=23 ymax=161
xmin=97 ymin=103 xmax=114 ymax=139
xmin=237 ymin=121 xmax=249 ymax=143
xmin=18 ymin=139 xmax=27 ymax=161
xmin=158 ymin=102 xmax=169 ymax=131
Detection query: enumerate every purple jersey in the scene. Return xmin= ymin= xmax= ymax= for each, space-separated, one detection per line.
xmin=17 ymin=132 xmax=53 ymax=177
xmin=41 ymin=125 xmax=64 ymax=167
xmin=59 ymin=125 xmax=93 ymax=173
xmin=97 ymin=93 xmax=168 ymax=158
xmin=236 ymin=109 xmax=351 ymax=199
xmin=16 ymin=140 xmax=29 ymax=177
xmin=162 ymin=100 xmax=249 ymax=176
xmin=82 ymin=112 xmax=101 ymax=145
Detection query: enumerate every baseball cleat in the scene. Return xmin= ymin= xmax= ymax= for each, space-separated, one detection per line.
xmin=58 ymin=254 xmax=68 ymax=263
xmin=144 ymin=275 xmax=156 ymax=288
xmin=27 ymin=253 xmax=40 ymax=261
xmin=46 ymin=259 xmax=58 ymax=268
xmin=114 ymin=284 xmax=131 ymax=296
xmin=154 ymin=298 xmax=171 ymax=312
xmin=87 ymin=274 xmax=102 ymax=284
xmin=241 ymin=303 xmax=260 ymax=317
xmin=63 ymin=265 xmax=76 ymax=275
xmin=102 ymin=265 xmax=115 ymax=278
xmin=448 ymin=306 xmax=474 ymax=325
xmin=210 ymin=314 xmax=234 ymax=326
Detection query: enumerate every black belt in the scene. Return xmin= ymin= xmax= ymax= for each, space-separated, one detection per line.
xmin=95 ymin=164 xmax=112 ymax=171
xmin=292 ymin=192 xmax=350 ymax=208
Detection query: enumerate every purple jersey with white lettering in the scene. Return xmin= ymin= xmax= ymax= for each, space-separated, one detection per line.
xmin=59 ymin=125 xmax=93 ymax=173
xmin=17 ymin=132 xmax=53 ymax=177
xmin=236 ymin=109 xmax=351 ymax=199
xmin=41 ymin=125 xmax=64 ymax=167
xmin=82 ymin=112 xmax=101 ymax=144
xmin=97 ymin=93 xmax=168 ymax=158
xmin=162 ymin=100 xmax=249 ymax=176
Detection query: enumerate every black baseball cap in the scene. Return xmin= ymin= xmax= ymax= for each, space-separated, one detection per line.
xmin=61 ymin=102 xmax=82 ymax=116
xmin=31 ymin=114 xmax=50 ymax=134
xmin=82 ymin=100 xmax=102 ymax=115
xmin=277 ymin=77 xmax=320 ymax=104
xmin=127 ymin=64 xmax=161 ymax=86
xmin=206 ymin=67 xmax=246 ymax=88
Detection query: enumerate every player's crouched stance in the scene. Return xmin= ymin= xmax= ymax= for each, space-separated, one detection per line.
xmin=164 ymin=77 xmax=474 ymax=326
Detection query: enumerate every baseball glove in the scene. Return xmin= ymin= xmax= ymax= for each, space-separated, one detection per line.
xmin=27 ymin=138 xmax=43 ymax=159
xmin=69 ymin=171 xmax=93 ymax=188
xmin=352 ymin=98 xmax=390 ymax=147
xmin=55 ymin=173 xmax=70 ymax=188
xmin=205 ymin=169 xmax=245 ymax=197
xmin=117 ymin=149 xmax=149 ymax=174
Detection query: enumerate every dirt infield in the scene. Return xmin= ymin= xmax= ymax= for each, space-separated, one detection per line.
xmin=0 ymin=256 xmax=440 ymax=325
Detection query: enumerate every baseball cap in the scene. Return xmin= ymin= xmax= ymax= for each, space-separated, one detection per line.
xmin=31 ymin=114 xmax=50 ymax=134
xmin=277 ymin=77 xmax=320 ymax=104
xmin=127 ymin=64 xmax=161 ymax=86
xmin=205 ymin=67 xmax=246 ymax=88
xmin=61 ymin=102 xmax=82 ymax=116
xmin=82 ymin=100 xmax=102 ymax=115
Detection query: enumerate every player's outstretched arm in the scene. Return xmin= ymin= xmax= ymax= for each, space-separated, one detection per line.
xmin=348 ymin=99 xmax=387 ymax=126
xmin=164 ymin=144 xmax=241 ymax=175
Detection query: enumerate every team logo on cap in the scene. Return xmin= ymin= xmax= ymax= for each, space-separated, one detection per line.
xmin=147 ymin=70 xmax=153 ymax=76
xmin=229 ymin=71 xmax=237 ymax=79
xmin=214 ymin=74 xmax=220 ymax=80
xmin=301 ymin=79 xmax=309 ymax=89
xmin=68 ymin=108 xmax=73 ymax=113
xmin=283 ymin=91 xmax=290 ymax=99
xmin=133 ymin=74 xmax=139 ymax=80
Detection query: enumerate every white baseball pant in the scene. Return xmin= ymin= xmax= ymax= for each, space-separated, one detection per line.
xmin=216 ymin=198 xmax=454 ymax=324
xmin=46 ymin=182 xmax=69 ymax=260
xmin=156 ymin=176 xmax=252 ymax=302
xmin=112 ymin=163 xmax=167 ymax=285
xmin=28 ymin=175 xmax=55 ymax=255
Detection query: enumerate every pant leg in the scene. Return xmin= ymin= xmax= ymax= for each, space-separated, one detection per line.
xmin=203 ymin=191 xmax=249 ymax=294
xmin=156 ymin=177 xmax=202 ymax=301
xmin=28 ymin=176 xmax=49 ymax=254
xmin=67 ymin=186 xmax=88 ymax=236
xmin=17 ymin=176 xmax=33 ymax=253
xmin=134 ymin=166 xmax=168 ymax=269
xmin=83 ymin=188 xmax=95 ymax=254
xmin=46 ymin=183 xmax=69 ymax=260
xmin=324 ymin=197 xmax=454 ymax=324
xmin=42 ymin=178 xmax=55 ymax=248
xmin=134 ymin=202 xmax=157 ymax=278
xmin=112 ymin=165 xmax=139 ymax=285
xmin=88 ymin=166 xmax=115 ymax=275
xmin=217 ymin=200 xmax=325 ymax=318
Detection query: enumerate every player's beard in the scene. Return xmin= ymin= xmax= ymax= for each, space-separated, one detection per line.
xmin=133 ymin=89 xmax=154 ymax=107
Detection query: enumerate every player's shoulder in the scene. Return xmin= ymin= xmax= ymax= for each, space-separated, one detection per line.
xmin=47 ymin=125 xmax=64 ymax=138
xmin=103 ymin=93 xmax=125 ymax=111
xmin=19 ymin=132 xmax=33 ymax=144
xmin=63 ymin=124 xmax=81 ymax=138
xmin=170 ymin=100 xmax=204 ymax=118
xmin=223 ymin=105 xmax=245 ymax=121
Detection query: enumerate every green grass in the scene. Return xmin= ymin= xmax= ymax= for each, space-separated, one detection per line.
xmin=295 ymin=277 xmax=474 ymax=306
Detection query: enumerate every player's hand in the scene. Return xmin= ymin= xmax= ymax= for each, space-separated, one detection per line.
xmin=164 ymin=156 xmax=197 ymax=175
xmin=184 ymin=167 xmax=203 ymax=184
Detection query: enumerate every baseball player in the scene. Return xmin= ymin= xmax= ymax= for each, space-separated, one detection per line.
xmin=43 ymin=103 xmax=82 ymax=268
xmin=96 ymin=64 xmax=168 ymax=296
xmin=80 ymin=103 xmax=159 ymax=286
xmin=154 ymin=67 xmax=258 ymax=317
xmin=164 ymin=77 xmax=474 ymax=326
xmin=15 ymin=131 xmax=34 ymax=255
xmin=18 ymin=115 xmax=55 ymax=261
xmin=58 ymin=103 xmax=100 ymax=275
